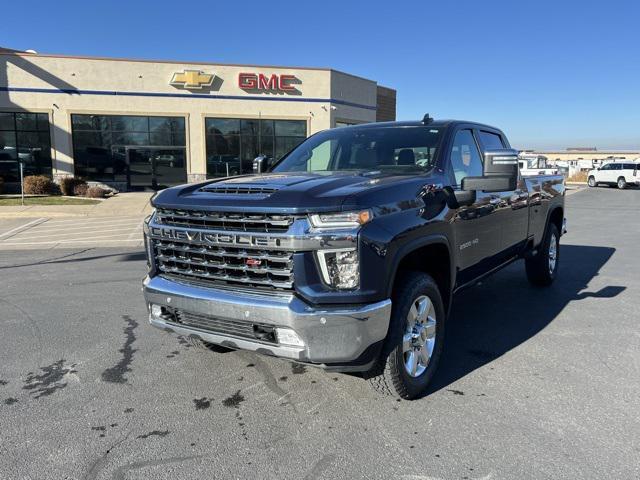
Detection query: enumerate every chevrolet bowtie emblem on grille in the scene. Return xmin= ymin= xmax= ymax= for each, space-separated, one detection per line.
xmin=170 ymin=70 xmax=215 ymax=89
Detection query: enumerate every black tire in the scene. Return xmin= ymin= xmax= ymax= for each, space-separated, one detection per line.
xmin=366 ymin=272 xmax=445 ymax=400
xmin=189 ymin=336 xmax=233 ymax=353
xmin=525 ymin=223 xmax=560 ymax=286
xmin=587 ymin=176 xmax=596 ymax=187
xmin=617 ymin=177 xmax=627 ymax=189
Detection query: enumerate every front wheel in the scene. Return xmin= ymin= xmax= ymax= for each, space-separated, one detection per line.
xmin=367 ymin=272 xmax=445 ymax=399
xmin=617 ymin=177 xmax=627 ymax=189
xmin=525 ymin=223 xmax=560 ymax=286
xmin=588 ymin=176 xmax=596 ymax=187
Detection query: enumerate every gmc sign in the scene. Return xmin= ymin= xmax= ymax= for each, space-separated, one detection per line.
xmin=238 ymin=73 xmax=298 ymax=92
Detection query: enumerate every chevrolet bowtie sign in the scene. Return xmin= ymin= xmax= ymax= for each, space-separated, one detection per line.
xmin=170 ymin=70 xmax=215 ymax=89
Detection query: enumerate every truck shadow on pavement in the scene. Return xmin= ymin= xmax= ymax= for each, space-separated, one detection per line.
xmin=427 ymin=244 xmax=624 ymax=396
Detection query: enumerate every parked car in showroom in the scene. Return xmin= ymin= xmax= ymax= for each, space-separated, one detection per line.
xmin=587 ymin=161 xmax=640 ymax=189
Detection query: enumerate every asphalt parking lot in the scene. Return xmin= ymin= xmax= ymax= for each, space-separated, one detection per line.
xmin=0 ymin=187 xmax=638 ymax=480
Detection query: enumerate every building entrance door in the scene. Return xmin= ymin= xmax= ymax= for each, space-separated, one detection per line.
xmin=125 ymin=146 xmax=187 ymax=190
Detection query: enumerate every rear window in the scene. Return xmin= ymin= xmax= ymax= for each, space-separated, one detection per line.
xmin=478 ymin=131 xmax=504 ymax=150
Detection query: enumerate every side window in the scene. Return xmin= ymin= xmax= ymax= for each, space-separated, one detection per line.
xmin=450 ymin=129 xmax=483 ymax=186
xmin=600 ymin=164 xmax=611 ymax=170
xmin=478 ymin=131 xmax=504 ymax=150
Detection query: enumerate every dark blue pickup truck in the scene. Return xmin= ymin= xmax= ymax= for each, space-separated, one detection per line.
xmin=143 ymin=116 xmax=566 ymax=399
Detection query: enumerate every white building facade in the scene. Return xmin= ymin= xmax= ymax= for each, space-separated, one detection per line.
xmin=0 ymin=49 xmax=395 ymax=190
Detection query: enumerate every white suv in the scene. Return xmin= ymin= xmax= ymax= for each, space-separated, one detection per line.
xmin=587 ymin=162 xmax=640 ymax=189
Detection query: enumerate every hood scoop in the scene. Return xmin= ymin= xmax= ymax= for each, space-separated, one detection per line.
xmin=199 ymin=184 xmax=279 ymax=196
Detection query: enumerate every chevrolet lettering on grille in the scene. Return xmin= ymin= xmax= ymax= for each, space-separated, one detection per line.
xmin=150 ymin=226 xmax=287 ymax=249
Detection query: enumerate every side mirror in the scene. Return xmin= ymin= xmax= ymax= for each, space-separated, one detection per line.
xmin=462 ymin=175 xmax=516 ymax=192
xmin=253 ymin=155 xmax=270 ymax=174
xmin=459 ymin=149 xmax=519 ymax=193
xmin=483 ymin=149 xmax=519 ymax=177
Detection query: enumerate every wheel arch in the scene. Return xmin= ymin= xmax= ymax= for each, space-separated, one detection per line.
xmin=547 ymin=205 xmax=564 ymax=238
xmin=387 ymin=235 xmax=454 ymax=314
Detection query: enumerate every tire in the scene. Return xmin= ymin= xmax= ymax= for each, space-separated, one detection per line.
xmin=366 ymin=272 xmax=445 ymax=400
xmin=525 ymin=223 xmax=560 ymax=286
xmin=617 ymin=177 xmax=627 ymax=189
xmin=587 ymin=176 xmax=596 ymax=187
xmin=189 ymin=336 xmax=234 ymax=353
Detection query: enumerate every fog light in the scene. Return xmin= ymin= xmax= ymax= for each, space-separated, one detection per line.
xmin=276 ymin=328 xmax=305 ymax=347
xmin=317 ymin=249 xmax=359 ymax=289
xmin=151 ymin=304 xmax=163 ymax=318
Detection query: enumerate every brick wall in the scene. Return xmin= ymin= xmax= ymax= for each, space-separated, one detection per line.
xmin=376 ymin=86 xmax=396 ymax=122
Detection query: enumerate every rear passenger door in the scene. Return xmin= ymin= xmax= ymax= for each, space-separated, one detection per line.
xmin=449 ymin=128 xmax=501 ymax=285
xmin=476 ymin=130 xmax=529 ymax=256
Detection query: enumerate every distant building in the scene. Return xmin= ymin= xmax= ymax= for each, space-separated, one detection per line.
xmin=523 ymin=148 xmax=640 ymax=166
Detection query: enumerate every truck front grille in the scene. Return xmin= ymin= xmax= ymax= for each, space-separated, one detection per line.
xmin=156 ymin=208 xmax=294 ymax=233
xmin=153 ymin=238 xmax=294 ymax=290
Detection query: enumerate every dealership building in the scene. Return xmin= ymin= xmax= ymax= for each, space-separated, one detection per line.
xmin=0 ymin=47 xmax=395 ymax=190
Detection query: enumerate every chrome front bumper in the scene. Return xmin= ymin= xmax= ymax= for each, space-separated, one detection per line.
xmin=143 ymin=276 xmax=392 ymax=369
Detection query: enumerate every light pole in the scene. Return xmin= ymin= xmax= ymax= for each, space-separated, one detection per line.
xmin=19 ymin=159 xmax=25 ymax=206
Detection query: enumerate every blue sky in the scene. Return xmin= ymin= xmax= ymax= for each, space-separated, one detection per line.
xmin=3 ymin=0 xmax=639 ymax=149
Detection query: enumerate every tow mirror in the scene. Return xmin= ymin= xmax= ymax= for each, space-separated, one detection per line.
xmin=462 ymin=175 xmax=516 ymax=192
xmin=253 ymin=155 xmax=270 ymax=174
xmin=460 ymin=149 xmax=519 ymax=193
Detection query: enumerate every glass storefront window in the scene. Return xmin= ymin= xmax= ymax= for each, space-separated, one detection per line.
xmin=0 ymin=112 xmax=52 ymax=182
xmin=205 ymin=117 xmax=306 ymax=178
xmin=71 ymin=114 xmax=187 ymax=185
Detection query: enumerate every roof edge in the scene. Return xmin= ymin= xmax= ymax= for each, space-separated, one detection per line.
xmin=0 ymin=49 xmax=340 ymax=73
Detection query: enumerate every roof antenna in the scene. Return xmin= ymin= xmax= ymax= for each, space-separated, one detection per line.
xmin=422 ymin=113 xmax=433 ymax=125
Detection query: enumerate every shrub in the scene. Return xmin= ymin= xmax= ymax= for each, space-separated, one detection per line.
xmin=567 ymin=171 xmax=588 ymax=183
xmin=23 ymin=175 xmax=54 ymax=195
xmin=59 ymin=177 xmax=81 ymax=196
xmin=85 ymin=186 xmax=109 ymax=198
xmin=73 ymin=181 xmax=89 ymax=196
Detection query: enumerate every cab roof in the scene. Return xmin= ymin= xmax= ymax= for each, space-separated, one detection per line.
xmin=344 ymin=119 xmax=502 ymax=132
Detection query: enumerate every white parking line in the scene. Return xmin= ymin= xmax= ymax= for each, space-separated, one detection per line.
xmin=39 ymin=216 xmax=144 ymax=226
xmin=0 ymin=215 xmax=146 ymax=249
xmin=14 ymin=226 xmax=143 ymax=240
xmin=0 ymin=239 xmax=144 ymax=246
xmin=0 ymin=218 xmax=47 ymax=241
xmin=33 ymin=220 xmax=143 ymax=233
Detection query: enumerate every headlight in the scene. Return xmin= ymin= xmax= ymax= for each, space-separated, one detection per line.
xmin=309 ymin=210 xmax=372 ymax=229
xmin=316 ymin=248 xmax=359 ymax=289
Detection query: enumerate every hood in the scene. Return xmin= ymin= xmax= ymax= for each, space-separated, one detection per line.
xmin=152 ymin=171 xmax=435 ymax=213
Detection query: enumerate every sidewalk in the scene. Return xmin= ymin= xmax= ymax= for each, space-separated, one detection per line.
xmin=0 ymin=192 xmax=154 ymax=218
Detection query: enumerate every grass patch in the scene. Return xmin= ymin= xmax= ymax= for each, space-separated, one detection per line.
xmin=0 ymin=196 xmax=101 ymax=206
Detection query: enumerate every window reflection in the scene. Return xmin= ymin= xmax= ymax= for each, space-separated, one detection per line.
xmin=71 ymin=114 xmax=187 ymax=184
xmin=205 ymin=118 xmax=306 ymax=178
xmin=0 ymin=112 xmax=52 ymax=182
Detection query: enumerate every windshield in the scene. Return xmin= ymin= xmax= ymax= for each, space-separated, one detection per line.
xmin=272 ymin=126 xmax=442 ymax=174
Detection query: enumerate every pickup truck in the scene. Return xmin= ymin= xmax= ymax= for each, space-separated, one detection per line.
xmin=142 ymin=117 xmax=566 ymax=399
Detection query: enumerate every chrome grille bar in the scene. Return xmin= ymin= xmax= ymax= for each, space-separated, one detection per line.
xmin=156 ymin=208 xmax=294 ymax=233
xmin=152 ymin=236 xmax=295 ymax=290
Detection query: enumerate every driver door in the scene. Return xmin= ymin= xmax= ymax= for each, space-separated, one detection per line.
xmin=450 ymin=128 xmax=501 ymax=286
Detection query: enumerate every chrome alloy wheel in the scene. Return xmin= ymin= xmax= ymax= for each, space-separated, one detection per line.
xmin=403 ymin=295 xmax=437 ymax=378
xmin=548 ymin=233 xmax=558 ymax=274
